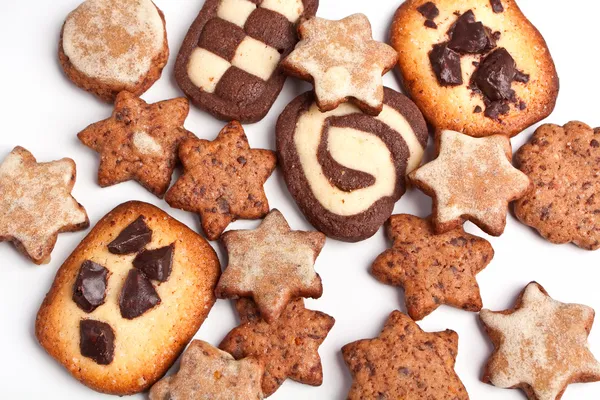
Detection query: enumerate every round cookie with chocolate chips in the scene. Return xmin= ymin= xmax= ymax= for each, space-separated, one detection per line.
xmin=391 ymin=0 xmax=559 ymax=137
xmin=59 ymin=0 xmax=169 ymax=102
xmin=276 ymin=88 xmax=428 ymax=242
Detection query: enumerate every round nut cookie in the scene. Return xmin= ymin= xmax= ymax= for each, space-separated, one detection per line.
xmin=391 ymin=0 xmax=559 ymax=137
xmin=59 ymin=0 xmax=169 ymax=102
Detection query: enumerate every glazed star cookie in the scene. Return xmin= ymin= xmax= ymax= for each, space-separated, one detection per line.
xmin=391 ymin=0 xmax=559 ymax=137
xmin=409 ymin=129 xmax=531 ymax=236
xmin=165 ymin=121 xmax=276 ymax=240
xmin=515 ymin=122 xmax=600 ymax=250
xmin=372 ymin=214 xmax=493 ymax=320
xmin=281 ymin=14 xmax=398 ymax=115
xmin=174 ymin=0 xmax=318 ymax=123
xmin=149 ymin=340 xmax=264 ymax=400
xmin=277 ymin=88 xmax=428 ymax=242
xmin=0 ymin=147 xmax=89 ymax=264
xmin=342 ymin=310 xmax=468 ymax=399
xmin=59 ymin=0 xmax=168 ymax=102
xmin=215 ymin=209 xmax=325 ymax=323
xmin=480 ymin=282 xmax=600 ymax=400
xmin=220 ymin=298 xmax=335 ymax=397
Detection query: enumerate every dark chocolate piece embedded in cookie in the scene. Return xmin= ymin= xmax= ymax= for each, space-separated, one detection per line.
xmin=429 ymin=43 xmax=462 ymax=86
xmin=73 ymin=260 xmax=109 ymax=313
xmin=107 ymin=216 xmax=152 ymax=255
xmin=119 ymin=269 xmax=161 ymax=319
xmin=447 ymin=11 xmax=496 ymax=54
xmin=79 ymin=319 xmax=115 ymax=365
xmin=133 ymin=244 xmax=174 ymax=282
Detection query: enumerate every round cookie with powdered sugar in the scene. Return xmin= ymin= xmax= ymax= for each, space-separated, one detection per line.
xmin=59 ymin=0 xmax=168 ymax=102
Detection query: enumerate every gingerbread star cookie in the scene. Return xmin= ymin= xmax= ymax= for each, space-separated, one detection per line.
xmin=215 ymin=209 xmax=325 ymax=323
xmin=372 ymin=214 xmax=494 ymax=320
xmin=281 ymin=14 xmax=398 ymax=115
xmin=342 ymin=310 xmax=468 ymax=400
xmin=0 ymin=147 xmax=89 ymax=264
xmin=149 ymin=340 xmax=264 ymax=400
xmin=409 ymin=129 xmax=531 ymax=236
xmin=515 ymin=122 xmax=600 ymax=250
xmin=78 ymin=91 xmax=194 ymax=197
xmin=220 ymin=298 xmax=335 ymax=397
xmin=165 ymin=121 xmax=276 ymax=240
xmin=480 ymin=282 xmax=600 ymax=400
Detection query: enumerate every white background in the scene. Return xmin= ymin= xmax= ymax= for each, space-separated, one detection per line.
xmin=1 ymin=0 xmax=599 ymax=399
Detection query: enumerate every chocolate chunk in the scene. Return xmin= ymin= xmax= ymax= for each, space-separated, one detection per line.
xmin=73 ymin=260 xmax=108 ymax=313
xmin=108 ymin=216 xmax=152 ymax=254
xmin=519 ymin=101 xmax=527 ymax=110
xmin=514 ymin=70 xmax=530 ymax=83
xmin=417 ymin=2 xmax=439 ymax=20
xmin=429 ymin=43 xmax=463 ymax=86
xmin=490 ymin=0 xmax=504 ymax=13
xmin=472 ymin=48 xmax=516 ymax=102
xmin=132 ymin=244 xmax=174 ymax=282
xmin=484 ymin=101 xmax=510 ymax=120
xmin=474 ymin=105 xmax=482 ymax=113
xmin=119 ymin=269 xmax=161 ymax=319
xmin=448 ymin=11 xmax=496 ymax=54
xmin=424 ymin=20 xmax=438 ymax=29
xmin=79 ymin=319 xmax=115 ymax=365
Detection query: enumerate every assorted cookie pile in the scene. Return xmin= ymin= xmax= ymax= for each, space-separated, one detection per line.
xmin=2 ymin=0 xmax=600 ymax=398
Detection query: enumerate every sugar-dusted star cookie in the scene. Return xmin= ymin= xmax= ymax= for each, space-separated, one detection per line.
xmin=409 ymin=129 xmax=531 ymax=236
xmin=165 ymin=121 xmax=276 ymax=240
xmin=78 ymin=91 xmax=194 ymax=197
xmin=149 ymin=340 xmax=264 ymax=400
xmin=281 ymin=14 xmax=398 ymax=115
xmin=342 ymin=310 xmax=468 ymax=400
xmin=480 ymin=282 xmax=600 ymax=400
xmin=220 ymin=298 xmax=334 ymax=397
xmin=215 ymin=209 xmax=325 ymax=323
xmin=372 ymin=214 xmax=493 ymax=320
xmin=0 ymin=146 xmax=89 ymax=264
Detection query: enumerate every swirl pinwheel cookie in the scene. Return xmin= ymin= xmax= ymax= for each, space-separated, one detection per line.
xmin=277 ymin=88 xmax=428 ymax=242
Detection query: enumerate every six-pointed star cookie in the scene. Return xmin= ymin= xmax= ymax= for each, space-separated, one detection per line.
xmin=215 ymin=209 xmax=325 ymax=323
xmin=149 ymin=340 xmax=264 ymax=400
xmin=409 ymin=129 xmax=531 ymax=236
xmin=480 ymin=282 xmax=600 ymax=400
xmin=281 ymin=13 xmax=398 ymax=115
xmin=372 ymin=214 xmax=494 ymax=320
xmin=0 ymin=147 xmax=89 ymax=264
xmin=342 ymin=310 xmax=468 ymax=400
xmin=78 ymin=91 xmax=194 ymax=197
xmin=220 ymin=298 xmax=335 ymax=397
xmin=165 ymin=121 xmax=276 ymax=240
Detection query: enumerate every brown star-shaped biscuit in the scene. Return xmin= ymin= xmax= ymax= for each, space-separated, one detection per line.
xmin=342 ymin=310 xmax=468 ymax=400
xmin=78 ymin=91 xmax=193 ymax=197
xmin=281 ymin=13 xmax=398 ymax=115
xmin=149 ymin=340 xmax=264 ymax=400
xmin=165 ymin=121 xmax=276 ymax=240
xmin=372 ymin=214 xmax=494 ymax=320
xmin=215 ymin=209 xmax=325 ymax=323
xmin=219 ymin=298 xmax=335 ymax=397
xmin=409 ymin=129 xmax=531 ymax=236
xmin=515 ymin=122 xmax=600 ymax=250
xmin=0 ymin=146 xmax=89 ymax=264
xmin=480 ymin=282 xmax=600 ymax=400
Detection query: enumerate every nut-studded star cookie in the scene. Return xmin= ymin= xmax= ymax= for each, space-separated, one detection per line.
xmin=165 ymin=121 xmax=276 ymax=240
xmin=220 ymin=298 xmax=335 ymax=397
xmin=282 ymin=14 xmax=398 ymax=115
xmin=480 ymin=282 xmax=600 ymax=400
xmin=372 ymin=214 xmax=494 ymax=320
xmin=342 ymin=310 xmax=468 ymax=400
xmin=409 ymin=129 xmax=531 ymax=236
xmin=78 ymin=91 xmax=194 ymax=197
xmin=149 ymin=340 xmax=264 ymax=400
xmin=515 ymin=122 xmax=600 ymax=250
xmin=215 ymin=209 xmax=325 ymax=323
xmin=0 ymin=147 xmax=89 ymax=264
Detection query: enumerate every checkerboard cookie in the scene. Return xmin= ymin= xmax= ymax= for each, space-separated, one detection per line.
xmin=174 ymin=0 xmax=318 ymax=123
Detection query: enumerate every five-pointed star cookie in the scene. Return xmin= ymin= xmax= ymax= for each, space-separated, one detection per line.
xmin=480 ymin=282 xmax=600 ymax=400
xmin=409 ymin=129 xmax=531 ymax=236
xmin=372 ymin=214 xmax=494 ymax=320
xmin=165 ymin=121 xmax=276 ymax=241
xmin=215 ymin=209 xmax=325 ymax=323
xmin=281 ymin=13 xmax=398 ymax=115
xmin=78 ymin=91 xmax=194 ymax=197
xmin=149 ymin=340 xmax=264 ymax=400
xmin=342 ymin=310 xmax=468 ymax=400
xmin=0 ymin=146 xmax=89 ymax=264
xmin=220 ymin=298 xmax=335 ymax=397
